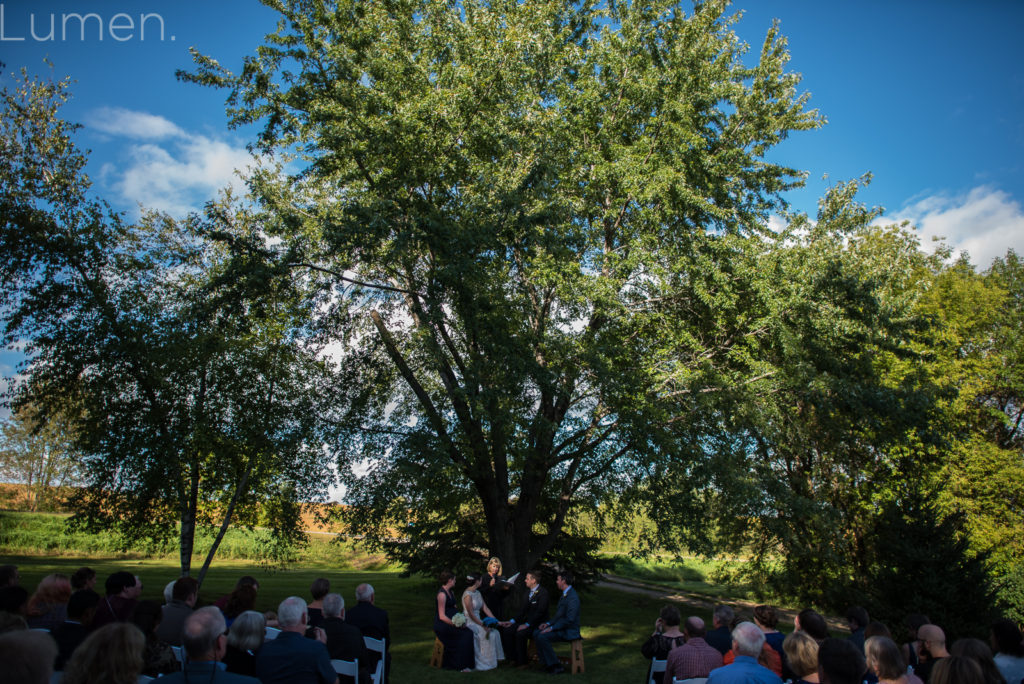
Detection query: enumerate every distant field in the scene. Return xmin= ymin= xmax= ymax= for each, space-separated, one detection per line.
xmin=0 ymin=511 xmax=393 ymax=570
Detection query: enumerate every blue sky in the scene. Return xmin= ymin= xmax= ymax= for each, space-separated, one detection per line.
xmin=3 ymin=0 xmax=1024 ymax=401
xmin=3 ymin=0 xmax=1023 ymax=264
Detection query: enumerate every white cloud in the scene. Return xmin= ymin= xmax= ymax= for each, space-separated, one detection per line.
xmin=890 ymin=187 xmax=1024 ymax=268
xmin=87 ymin=107 xmax=185 ymax=140
xmin=87 ymin=107 xmax=256 ymax=217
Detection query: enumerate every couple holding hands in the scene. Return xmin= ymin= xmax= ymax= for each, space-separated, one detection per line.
xmin=435 ymin=558 xmax=580 ymax=673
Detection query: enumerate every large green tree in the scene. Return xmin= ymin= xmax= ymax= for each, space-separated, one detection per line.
xmin=182 ymin=0 xmax=831 ymax=575
xmin=0 ymin=70 xmax=336 ymax=582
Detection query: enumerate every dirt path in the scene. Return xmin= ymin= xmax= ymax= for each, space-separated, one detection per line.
xmin=597 ymin=574 xmax=848 ymax=632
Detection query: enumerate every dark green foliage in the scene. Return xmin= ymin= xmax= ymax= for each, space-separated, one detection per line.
xmin=860 ymin=498 xmax=995 ymax=642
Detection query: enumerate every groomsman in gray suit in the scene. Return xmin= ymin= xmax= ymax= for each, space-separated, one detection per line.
xmin=535 ymin=569 xmax=581 ymax=674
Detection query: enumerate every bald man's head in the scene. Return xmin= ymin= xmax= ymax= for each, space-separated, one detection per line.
xmin=917 ymin=624 xmax=949 ymax=659
xmin=684 ymin=616 xmax=705 ymax=638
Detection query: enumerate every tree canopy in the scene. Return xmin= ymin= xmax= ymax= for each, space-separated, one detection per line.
xmin=0 ymin=70 xmax=337 ymax=583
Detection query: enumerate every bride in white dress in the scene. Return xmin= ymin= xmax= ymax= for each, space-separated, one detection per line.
xmin=462 ymin=573 xmax=505 ymax=670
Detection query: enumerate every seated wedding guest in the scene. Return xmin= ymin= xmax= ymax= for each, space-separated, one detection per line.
xmin=255 ymin=596 xmax=338 ymax=684
xmin=63 ymin=622 xmax=146 ymax=684
xmin=53 ymin=589 xmax=100 ymax=669
xmin=784 ymin=630 xmax=821 ymax=684
xmin=157 ymin=576 xmax=198 ymax=645
xmin=346 ymin=583 xmax=390 ymax=682
xmin=663 ymin=616 xmax=723 ymax=684
xmin=132 ymin=600 xmax=179 ymax=676
xmin=321 ymin=593 xmax=369 ymax=684
xmin=930 ymin=655 xmax=984 ymax=684
xmin=0 ymin=565 xmax=19 ymax=587
xmin=754 ymin=605 xmax=785 ymax=659
xmin=902 ymin=614 xmax=930 ymax=673
xmin=991 ymin=618 xmax=1024 ymax=684
xmin=0 ymin=585 xmax=30 ymax=617
xmin=846 ymin=607 xmax=870 ymax=652
xmin=91 ymin=571 xmax=138 ymax=629
xmin=0 ymin=628 xmax=57 ymax=684
xmin=866 ymin=622 xmax=893 ymax=640
xmin=70 ymin=567 xmax=96 ymax=592
xmin=321 ymin=594 xmax=362 ymax=661
xmin=865 ymin=635 xmax=923 ymax=684
xmin=308 ymin=578 xmax=330 ymax=629
xmin=216 ymin=576 xmax=260 ymax=610
xmin=706 ymin=605 xmax=736 ymax=654
xmin=160 ymin=606 xmax=260 ymax=684
xmin=723 ymin=614 xmax=782 ymax=676
xmin=818 ymin=638 xmax=866 ymax=684
xmin=225 ymin=585 xmax=258 ymax=628
xmin=27 ymin=573 xmax=71 ymax=630
xmin=224 ymin=610 xmax=265 ymax=676
xmin=0 ymin=612 xmax=27 ymax=633
xmin=708 ymin=621 xmax=782 ymax=684
xmin=480 ymin=557 xmax=511 ymax=620
xmin=642 ymin=604 xmax=686 ymax=661
xmin=915 ymin=624 xmax=950 ymax=682
xmin=434 ymin=570 xmax=474 ymax=672
xmin=796 ymin=609 xmax=830 ymax=644
xmin=951 ymin=638 xmax=1007 ymax=684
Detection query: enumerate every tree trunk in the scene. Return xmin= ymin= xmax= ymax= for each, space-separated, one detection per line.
xmin=179 ymin=457 xmax=200 ymax=576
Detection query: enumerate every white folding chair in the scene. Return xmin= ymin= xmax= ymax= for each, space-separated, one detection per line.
xmin=648 ymin=658 xmax=667 ymax=684
xmin=170 ymin=645 xmax=185 ymax=668
xmin=363 ymin=635 xmax=386 ymax=684
xmin=331 ymin=658 xmax=359 ymax=679
xmin=673 ymin=678 xmax=708 ymax=684
xmin=264 ymin=626 xmax=281 ymax=640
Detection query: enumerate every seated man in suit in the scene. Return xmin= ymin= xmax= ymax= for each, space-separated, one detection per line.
xmin=53 ymin=589 xmax=99 ymax=669
xmin=345 ymin=583 xmax=390 ymax=682
xmin=256 ymin=596 xmax=338 ymax=684
xmin=498 ymin=569 xmax=550 ymax=667
xmin=320 ymin=593 xmax=369 ymax=684
xmin=534 ymin=569 xmax=580 ymax=674
xmin=159 ymin=606 xmax=260 ymax=683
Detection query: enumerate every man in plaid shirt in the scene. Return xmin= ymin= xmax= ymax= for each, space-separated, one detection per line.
xmin=663 ymin=616 xmax=724 ymax=684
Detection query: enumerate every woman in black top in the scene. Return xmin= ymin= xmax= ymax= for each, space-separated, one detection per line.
xmin=641 ymin=604 xmax=686 ymax=660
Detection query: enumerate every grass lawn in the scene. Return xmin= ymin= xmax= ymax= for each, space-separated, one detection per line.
xmin=6 ymin=554 xmax=706 ymax=683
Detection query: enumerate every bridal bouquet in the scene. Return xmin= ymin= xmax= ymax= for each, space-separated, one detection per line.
xmin=452 ymin=612 xmax=467 ymax=627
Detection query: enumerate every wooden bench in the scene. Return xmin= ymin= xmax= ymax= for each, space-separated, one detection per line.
xmin=556 ymin=638 xmax=585 ymax=674
xmin=429 ymin=636 xmax=444 ymax=668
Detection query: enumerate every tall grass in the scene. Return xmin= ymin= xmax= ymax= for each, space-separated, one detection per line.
xmin=0 ymin=511 xmax=397 ymax=570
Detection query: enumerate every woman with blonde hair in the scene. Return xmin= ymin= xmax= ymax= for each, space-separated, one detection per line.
xmin=63 ymin=622 xmax=146 ymax=684
xmin=480 ymin=556 xmax=511 ymax=620
xmin=27 ymin=573 xmax=72 ymax=630
xmin=865 ymin=635 xmax=924 ymax=684
xmin=783 ymin=630 xmax=821 ymax=683
xmin=224 ymin=610 xmax=265 ymax=675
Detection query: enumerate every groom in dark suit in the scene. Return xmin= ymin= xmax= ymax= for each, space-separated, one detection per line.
xmin=535 ymin=569 xmax=581 ymax=674
xmin=498 ymin=569 xmax=549 ymax=666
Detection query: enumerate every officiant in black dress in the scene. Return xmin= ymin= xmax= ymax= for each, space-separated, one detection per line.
xmin=480 ymin=557 xmax=512 ymax=620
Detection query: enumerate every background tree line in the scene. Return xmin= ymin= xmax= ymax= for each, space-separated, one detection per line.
xmin=1 ymin=0 xmax=1022 ymax=633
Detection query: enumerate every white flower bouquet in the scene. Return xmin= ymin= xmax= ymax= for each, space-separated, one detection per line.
xmin=452 ymin=612 xmax=467 ymax=627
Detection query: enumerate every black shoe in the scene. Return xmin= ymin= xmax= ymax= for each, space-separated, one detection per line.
xmin=547 ymin=664 xmax=566 ymax=674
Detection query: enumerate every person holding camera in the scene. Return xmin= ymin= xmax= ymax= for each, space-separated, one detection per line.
xmin=642 ymin=604 xmax=687 ymax=661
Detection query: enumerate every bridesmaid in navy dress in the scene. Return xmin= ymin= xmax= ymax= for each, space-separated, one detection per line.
xmin=434 ymin=570 xmax=475 ymax=671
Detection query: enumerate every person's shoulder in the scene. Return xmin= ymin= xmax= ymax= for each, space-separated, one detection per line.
xmin=216 ymin=672 xmax=261 ymax=684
